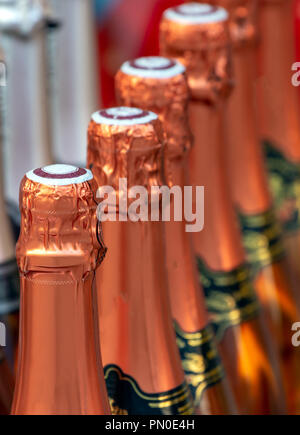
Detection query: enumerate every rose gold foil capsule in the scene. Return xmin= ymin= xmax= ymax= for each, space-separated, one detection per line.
xmin=11 ymin=164 xmax=111 ymax=415
xmin=191 ymin=0 xmax=258 ymax=45
xmin=160 ymin=3 xmax=286 ymax=414
xmin=88 ymin=107 xmax=194 ymax=415
xmin=115 ymin=56 xmax=237 ymax=415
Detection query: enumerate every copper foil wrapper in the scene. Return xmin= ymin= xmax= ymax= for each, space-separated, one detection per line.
xmin=256 ymin=0 xmax=300 ymax=162
xmin=16 ymin=175 xmax=105 ymax=272
xmin=88 ymin=116 xmax=165 ymax=209
xmin=257 ymin=0 xmax=300 ymax=412
xmin=12 ymin=171 xmax=110 ymax=415
xmin=116 ymin=65 xmax=236 ymax=413
xmin=159 ymin=6 xmax=287 ymax=413
xmin=115 ymin=69 xmax=192 ymax=161
xmin=192 ymin=0 xmax=258 ymax=47
xmin=88 ymin=112 xmax=194 ymax=413
xmin=160 ymin=10 xmax=233 ymax=102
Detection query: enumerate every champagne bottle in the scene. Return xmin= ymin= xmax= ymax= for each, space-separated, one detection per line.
xmin=12 ymin=164 xmax=111 ymax=415
xmin=115 ymin=56 xmax=237 ymax=415
xmin=160 ymin=2 xmax=286 ymax=414
xmin=88 ymin=107 xmax=194 ymax=415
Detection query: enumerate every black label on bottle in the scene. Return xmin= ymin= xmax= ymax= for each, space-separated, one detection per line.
xmin=238 ymin=209 xmax=285 ymax=276
xmin=174 ymin=322 xmax=224 ymax=406
xmin=264 ymin=140 xmax=300 ymax=233
xmin=104 ymin=364 xmax=194 ymax=415
xmin=0 ymin=259 xmax=19 ymax=315
xmin=197 ymin=257 xmax=260 ymax=342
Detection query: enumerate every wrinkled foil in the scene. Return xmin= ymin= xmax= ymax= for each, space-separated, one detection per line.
xmin=16 ymin=176 xmax=106 ymax=274
xmin=87 ymin=118 xmax=166 ymax=209
xmin=192 ymin=1 xmax=258 ymax=46
xmin=115 ymin=70 xmax=192 ymax=161
xmin=13 ymin=173 xmax=111 ymax=415
xmin=160 ymin=14 xmax=233 ymax=103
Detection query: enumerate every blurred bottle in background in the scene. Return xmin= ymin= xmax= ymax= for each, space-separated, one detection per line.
xmin=195 ymin=0 xmax=300 ymax=414
xmin=161 ymin=3 xmax=286 ymax=414
xmin=12 ymin=164 xmax=111 ymax=415
xmin=0 ymin=44 xmax=19 ymax=369
xmin=95 ymin=0 xmax=183 ymax=107
xmin=116 ymin=56 xmax=237 ymax=415
xmin=48 ymin=0 xmax=100 ymax=166
xmin=88 ymin=107 xmax=194 ymax=415
xmin=0 ymin=0 xmax=52 ymax=208
xmin=256 ymin=0 xmax=300 ymax=411
xmin=257 ymin=1 xmax=300 ymax=291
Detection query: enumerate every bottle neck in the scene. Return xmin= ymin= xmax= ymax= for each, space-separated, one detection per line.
xmin=165 ymin=157 xmax=209 ymax=332
xmin=225 ymin=47 xmax=272 ymax=214
xmin=98 ymin=220 xmax=185 ymax=394
xmin=189 ymin=101 xmax=246 ymax=271
xmin=12 ymin=266 xmax=110 ymax=415
xmin=257 ymin=0 xmax=300 ymax=161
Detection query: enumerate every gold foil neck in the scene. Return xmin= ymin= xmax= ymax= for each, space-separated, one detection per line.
xmin=192 ymin=0 xmax=258 ymax=46
xmin=87 ymin=117 xmax=165 ymax=197
xmin=16 ymin=175 xmax=106 ymax=273
xmin=115 ymin=68 xmax=192 ymax=160
xmin=160 ymin=14 xmax=233 ymax=102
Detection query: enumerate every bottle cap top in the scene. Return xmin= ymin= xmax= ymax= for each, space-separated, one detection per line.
xmin=26 ymin=164 xmax=93 ymax=186
xmin=88 ymin=107 xmax=165 ymax=195
xmin=121 ymin=57 xmax=185 ymax=79
xmin=91 ymin=107 xmax=158 ymax=126
xmin=116 ymin=57 xmax=192 ymax=162
xmin=192 ymin=0 xmax=258 ymax=46
xmin=163 ymin=3 xmax=228 ymax=24
xmin=160 ymin=3 xmax=232 ymax=102
xmin=18 ymin=163 xmax=105 ymax=271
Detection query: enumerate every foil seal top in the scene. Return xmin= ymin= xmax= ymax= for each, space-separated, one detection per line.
xmin=0 ymin=0 xmax=47 ymax=37
xmin=88 ymin=107 xmax=165 ymax=206
xmin=116 ymin=56 xmax=192 ymax=161
xmin=192 ymin=0 xmax=258 ymax=46
xmin=160 ymin=3 xmax=233 ymax=102
xmin=120 ymin=56 xmax=186 ymax=79
xmin=164 ymin=3 xmax=228 ymax=23
xmin=17 ymin=164 xmax=106 ymax=272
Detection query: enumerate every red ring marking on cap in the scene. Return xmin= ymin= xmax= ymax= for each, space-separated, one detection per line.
xmin=98 ymin=109 xmax=150 ymax=121
xmin=33 ymin=167 xmax=87 ymax=180
xmin=174 ymin=5 xmax=218 ymax=16
xmin=129 ymin=59 xmax=176 ymax=71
